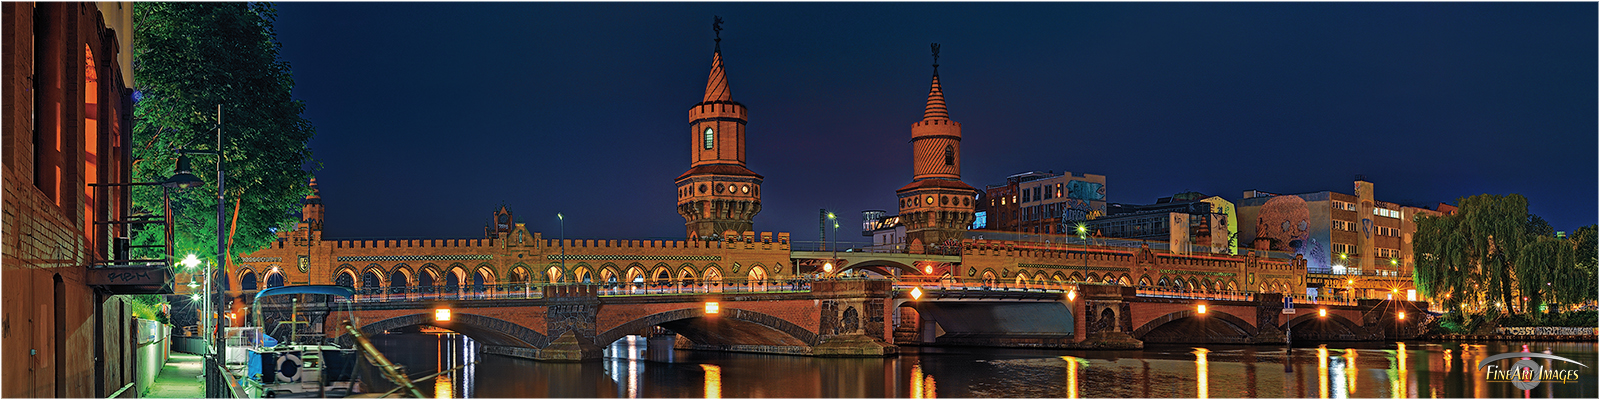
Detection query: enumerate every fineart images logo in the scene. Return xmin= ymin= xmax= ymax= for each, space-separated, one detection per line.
xmin=1478 ymin=352 xmax=1588 ymax=390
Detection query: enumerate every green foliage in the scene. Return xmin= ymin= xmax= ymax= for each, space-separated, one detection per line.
xmin=130 ymin=3 xmax=317 ymax=266
xmin=1501 ymin=311 xmax=1598 ymax=328
xmin=1414 ymin=194 xmax=1598 ymax=321
xmin=128 ymin=295 xmax=169 ymax=324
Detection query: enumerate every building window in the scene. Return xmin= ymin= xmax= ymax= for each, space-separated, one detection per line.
xmin=943 ymin=145 xmax=954 ymax=166
xmin=703 ymin=127 xmax=715 ymax=149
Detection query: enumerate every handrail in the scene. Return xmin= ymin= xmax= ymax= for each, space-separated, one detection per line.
xmin=217 ymin=362 xmax=247 ymax=398
xmin=107 ymin=382 xmax=136 ymax=398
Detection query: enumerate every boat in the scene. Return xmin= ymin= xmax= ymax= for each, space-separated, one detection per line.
xmin=236 ymin=285 xmax=364 ymax=398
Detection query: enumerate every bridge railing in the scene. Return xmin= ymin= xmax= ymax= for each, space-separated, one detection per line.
xmin=595 ymin=279 xmax=811 ymax=296
xmin=789 ymin=241 xmax=963 ymax=256
xmin=338 ymin=280 xmax=818 ymax=302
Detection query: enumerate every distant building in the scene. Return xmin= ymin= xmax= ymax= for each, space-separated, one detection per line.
xmin=974 ymin=170 xmax=1107 ymax=234
xmin=1089 ymin=193 xmax=1238 ymax=255
xmin=861 ymin=211 xmax=906 ymax=251
xmin=1237 ymin=178 xmax=1455 ymax=279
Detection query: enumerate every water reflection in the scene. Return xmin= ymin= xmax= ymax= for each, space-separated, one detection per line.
xmin=359 ymin=333 xmax=1596 ymax=398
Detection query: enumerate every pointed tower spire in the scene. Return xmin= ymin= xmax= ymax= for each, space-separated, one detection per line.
xmin=924 ymin=43 xmax=947 ymax=120
xmin=704 ymin=16 xmax=731 ymax=102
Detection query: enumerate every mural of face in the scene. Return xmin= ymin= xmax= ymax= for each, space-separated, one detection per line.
xmin=1257 ymin=196 xmax=1310 ymax=253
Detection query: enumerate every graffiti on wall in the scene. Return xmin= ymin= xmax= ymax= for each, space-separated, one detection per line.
xmin=1255 ymin=195 xmax=1331 ymax=271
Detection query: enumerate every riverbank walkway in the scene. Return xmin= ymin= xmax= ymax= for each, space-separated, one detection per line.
xmin=142 ymin=352 xmax=205 ymax=398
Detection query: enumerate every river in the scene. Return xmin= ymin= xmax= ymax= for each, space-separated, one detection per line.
xmin=357 ymin=333 xmax=1596 ymax=398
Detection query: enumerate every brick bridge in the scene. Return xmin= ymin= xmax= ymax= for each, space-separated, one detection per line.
xmin=277 ymin=280 xmax=1428 ymax=362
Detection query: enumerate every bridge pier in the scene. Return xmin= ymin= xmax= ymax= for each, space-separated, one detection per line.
xmin=1078 ymin=285 xmax=1143 ymax=349
xmin=811 ymin=280 xmax=897 ymax=357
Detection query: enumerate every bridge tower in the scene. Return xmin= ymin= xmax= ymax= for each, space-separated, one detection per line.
xmin=896 ymin=44 xmax=978 ymax=252
xmin=296 ymin=178 xmax=324 ymax=233
xmin=676 ymin=18 xmax=763 ymax=240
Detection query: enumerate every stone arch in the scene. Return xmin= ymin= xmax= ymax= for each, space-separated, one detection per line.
xmin=333 ymin=264 xmax=358 ymax=288
xmin=981 ymin=269 xmax=998 ymax=284
xmin=1052 ymin=272 xmax=1067 ymax=283
xmin=444 ymin=263 xmax=469 ymax=291
xmin=1086 ymin=272 xmax=1100 ymax=283
xmin=702 ymin=263 xmax=722 ymax=279
xmin=507 ymin=263 xmax=530 ymax=284
xmin=1033 ymin=273 xmax=1048 ymax=286
xmin=1116 ymin=274 xmax=1131 ymax=286
xmin=546 ymin=264 xmax=565 ymax=283
xmin=1093 ymin=305 xmax=1120 ymax=333
xmin=678 ymin=266 xmax=697 ymax=284
xmin=341 ymin=312 xmax=548 ymax=349
xmin=388 ymin=265 xmax=413 ymax=293
xmin=703 ymin=266 xmax=723 ymax=283
xmin=1226 ymin=280 xmax=1238 ymax=291
xmin=747 ymin=265 xmax=767 ymax=282
xmin=598 ymin=264 xmax=621 ymax=284
xmin=625 ymin=265 xmax=646 ymax=284
xmin=1285 ymin=312 xmax=1364 ymax=336
xmin=1201 ymin=278 xmax=1213 ymax=292
xmin=1159 ymin=275 xmax=1170 ymax=288
xmin=1138 ymin=275 xmax=1152 ymax=287
xmin=594 ymin=307 xmax=818 ymax=348
xmin=574 ymin=265 xmax=593 ymax=284
xmin=417 ymin=264 xmax=441 ymax=290
xmin=473 ymin=264 xmax=497 ymax=291
xmin=1069 ymin=272 xmax=1084 ymax=282
xmin=1132 ymin=309 xmax=1258 ymax=340
xmin=237 ymin=267 xmax=258 ymax=291
xmin=264 ymin=269 xmax=285 ymax=288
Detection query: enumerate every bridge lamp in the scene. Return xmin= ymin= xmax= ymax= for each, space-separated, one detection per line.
xmin=1066 ymin=289 xmax=1076 ymax=301
xmin=923 ymin=265 xmax=933 ymax=274
xmin=823 ymin=262 xmax=833 ymax=274
xmin=910 ymin=287 xmax=923 ymax=300
xmin=1318 ymin=308 xmax=1327 ymax=318
xmin=705 ymin=302 xmax=720 ymax=314
xmin=1197 ymin=304 xmax=1208 ymax=314
xmin=1396 ymin=311 xmax=1405 ymax=320
xmin=434 ymin=308 xmax=452 ymax=322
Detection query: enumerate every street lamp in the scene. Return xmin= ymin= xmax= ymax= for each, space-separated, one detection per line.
xmin=1076 ymin=223 xmax=1088 ymax=283
xmin=557 ymin=213 xmax=566 ymax=275
xmin=827 ymin=211 xmax=838 ymax=274
xmin=161 ymin=104 xmax=228 ymax=398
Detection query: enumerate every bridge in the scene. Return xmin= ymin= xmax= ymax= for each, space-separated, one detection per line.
xmin=251 ymin=277 xmax=1429 ymax=362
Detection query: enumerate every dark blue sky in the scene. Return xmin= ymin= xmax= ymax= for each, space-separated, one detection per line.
xmin=273 ymin=2 xmax=1597 ymax=242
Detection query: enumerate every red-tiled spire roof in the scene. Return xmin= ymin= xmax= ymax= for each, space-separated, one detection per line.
xmin=703 ymin=50 xmax=732 ymax=102
xmin=924 ymin=73 xmax=948 ymax=120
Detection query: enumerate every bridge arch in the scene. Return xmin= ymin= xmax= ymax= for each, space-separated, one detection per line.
xmin=1285 ymin=312 xmax=1366 ymax=341
xmin=388 ymin=266 xmax=412 ymax=293
xmin=1133 ymin=309 xmax=1257 ymax=342
xmin=341 ymin=312 xmax=549 ymax=348
xmin=416 ymin=264 xmax=441 ymax=290
xmin=237 ymin=267 xmax=258 ymax=291
xmin=595 ymin=307 xmax=817 ymax=349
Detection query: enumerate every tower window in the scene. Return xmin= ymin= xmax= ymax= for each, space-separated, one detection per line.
xmin=704 ymin=127 xmax=715 ymax=149
xmin=944 ymin=145 xmax=954 ymax=166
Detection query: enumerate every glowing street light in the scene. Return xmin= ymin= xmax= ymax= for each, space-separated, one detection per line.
xmin=1197 ymin=304 xmax=1208 ymax=314
xmin=705 ymin=302 xmax=720 ymax=314
xmin=181 ymin=254 xmax=202 ymax=269
xmin=434 ymin=308 xmax=452 ymax=322
xmin=1319 ymin=308 xmax=1327 ymax=317
xmin=910 ymin=287 xmax=923 ymax=300
xmin=1067 ymin=289 xmax=1077 ymax=301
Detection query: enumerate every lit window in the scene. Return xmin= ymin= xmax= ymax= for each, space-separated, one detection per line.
xmin=704 ymin=127 xmax=715 ymax=149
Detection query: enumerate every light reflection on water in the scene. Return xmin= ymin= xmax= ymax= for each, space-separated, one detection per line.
xmin=360 ymin=334 xmax=1596 ymax=398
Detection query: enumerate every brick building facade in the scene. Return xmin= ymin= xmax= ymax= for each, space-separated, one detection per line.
xmin=3 ymin=2 xmax=146 ymax=397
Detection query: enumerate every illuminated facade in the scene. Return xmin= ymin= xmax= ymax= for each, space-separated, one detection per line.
xmin=3 ymin=2 xmax=146 ymax=396
xmin=1237 ymin=178 xmax=1454 ymax=298
xmin=1090 ymin=193 xmax=1237 ymax=255
xmin=975 ymin=170 xmax=1108 ymax=234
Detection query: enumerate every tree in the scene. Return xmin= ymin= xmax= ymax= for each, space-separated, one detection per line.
xmin=1414 ymin=193 xmax=1598 ymax=318
xmin=130 ymin=3 xmax=316 ymax=268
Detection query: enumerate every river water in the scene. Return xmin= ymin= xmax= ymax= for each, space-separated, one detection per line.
xmin=359 ymin=333 xmax=1596 ymax=398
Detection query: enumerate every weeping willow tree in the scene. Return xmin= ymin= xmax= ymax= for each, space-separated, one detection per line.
xmin=129 ymin=3 xmax=317 ymax=268
xmin=1414 ymin=194 xmax=1598 ymax=320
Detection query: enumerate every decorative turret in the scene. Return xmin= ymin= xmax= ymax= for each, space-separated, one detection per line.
xmin=676 ymin=16 xmax=762 ymax=240
xmin=896 ymin=44 xmax=978 ymax=253
xmin=486 ymin=204 xmax=514 ymax=238
xmin=298 ymin=177 xmax=324 ymax=232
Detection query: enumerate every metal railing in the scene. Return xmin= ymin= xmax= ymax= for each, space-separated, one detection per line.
xmin=788 ymin=241 xmax=963 ymax=256
xmin=336 ymin=280 xmax=816 ymax=302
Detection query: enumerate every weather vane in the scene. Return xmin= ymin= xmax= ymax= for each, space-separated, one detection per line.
xmin=931 ymin=43 xmax=941 ymax=73
xmin=713 ymin=16 xmax=724 ymax=52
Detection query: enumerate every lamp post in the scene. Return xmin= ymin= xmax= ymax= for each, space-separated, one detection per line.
xmin=160 ymin=105 xmax=227 ymax=397
xmin=827 ymin=211 xmax=838 ymax=276
xmin=1076 ymin=223 xmax=1088 ymax=284
xmin=557 ymin=213 xmax=566 ymax=275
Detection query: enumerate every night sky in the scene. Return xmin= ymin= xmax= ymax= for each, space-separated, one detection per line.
xmin=271 ymin=2 xmax=1597 ymax=243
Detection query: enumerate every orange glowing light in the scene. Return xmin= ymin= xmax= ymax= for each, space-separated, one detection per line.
xmin=705 ymin=302 xmax=720 ymax=314
xmin=1197 ymin=304 xmax=1208 ymax=314
xmin=910 ymin=287 xmax=923 ymax=300
xmin=1319 ymin=308 xmax=1327 ymax=317
xmin=434 ymin=308 xmax=451 ymax=321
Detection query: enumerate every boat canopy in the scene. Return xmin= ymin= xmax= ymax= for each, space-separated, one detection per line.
xmin=252 ymin=284 xmax=354 ymax=306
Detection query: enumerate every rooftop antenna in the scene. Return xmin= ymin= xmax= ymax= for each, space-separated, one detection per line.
xmin=713 ymin=16 xmax=724 ymax=53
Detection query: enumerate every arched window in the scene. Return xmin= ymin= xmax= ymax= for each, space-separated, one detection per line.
xmin=703 ymin=127 xmax=715 ymax=149
xmin=335 ymin=272 xmax=355 ymax=288
xmin=472 ymin=270 xmax=487 ymax=292
xmin=266 ymin=272 xmax=285 ymax=288
xmin=239 ymin=271 xmax=257 ymax=291
xmin=943 ymin=145 xmax=954 ymax=166
xmin=747 ymin=266 xmax=767 ymax=282
xmin=547 ymin=266 xmax=564 ymax=283
xmin=418 ymin=271 xmax=435 ymax=291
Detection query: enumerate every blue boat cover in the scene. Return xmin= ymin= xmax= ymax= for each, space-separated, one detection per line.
xmin=252 ymin=285 xmax=354 ymax=307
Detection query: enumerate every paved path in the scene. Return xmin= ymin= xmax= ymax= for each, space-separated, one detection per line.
xmin=142 ymin=352 xmax=205 ymax=398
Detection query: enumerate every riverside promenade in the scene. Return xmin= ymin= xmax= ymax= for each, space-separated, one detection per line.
xmin=141 ymin=352 xmax=205 ymax=398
